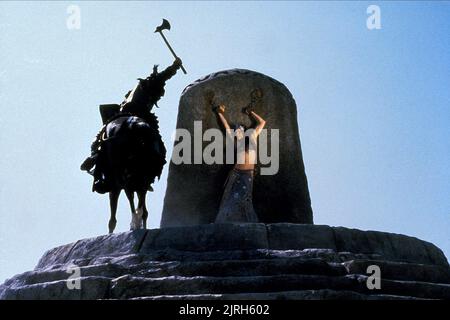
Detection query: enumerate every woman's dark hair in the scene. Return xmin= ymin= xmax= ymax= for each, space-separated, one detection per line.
xmin=232 ymin=124 xmax=247 ymax=131
xmin=232 ymin=124 xmax=252 ymax=152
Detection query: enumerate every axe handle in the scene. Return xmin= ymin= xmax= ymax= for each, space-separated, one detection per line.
xmin=158 ymin=31 xmax=187 ymax=74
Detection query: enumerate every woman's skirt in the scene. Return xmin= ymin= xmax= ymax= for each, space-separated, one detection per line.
xmin=215 ymin=168 xmax=259 ymax=223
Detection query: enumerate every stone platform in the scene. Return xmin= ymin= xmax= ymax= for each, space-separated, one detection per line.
xmin=1 ymin=224 xmax=449 ymax=300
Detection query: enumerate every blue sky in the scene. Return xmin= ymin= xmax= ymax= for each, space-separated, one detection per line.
xmin=0 ymin=1 xmax=449 ymax=282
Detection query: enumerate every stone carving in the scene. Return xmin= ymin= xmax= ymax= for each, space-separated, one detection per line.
xmin=181 ymin=69 xmax=285 ymax=95
xmin=161 ymin=69 xmax=313 ymax=227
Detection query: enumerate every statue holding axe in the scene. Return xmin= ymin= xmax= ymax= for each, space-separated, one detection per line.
xmin=155 ymin=18 xmax=187 ymax=74
xmin=81 ymin=18 xmax=186 ymax=183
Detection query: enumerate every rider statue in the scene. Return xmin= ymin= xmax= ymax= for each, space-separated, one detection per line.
xmin=81 ymin=58 xmax=183 ymax=192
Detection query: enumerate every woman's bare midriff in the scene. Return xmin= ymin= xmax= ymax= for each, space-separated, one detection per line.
xmin=235 ymin=163 xmax=255 ymax=170
xmin=234 ymin=150 xmax=256 ymax=171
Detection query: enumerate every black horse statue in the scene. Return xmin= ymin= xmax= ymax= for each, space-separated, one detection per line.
xmin=81 ymin=58 xmax=182 ymax=233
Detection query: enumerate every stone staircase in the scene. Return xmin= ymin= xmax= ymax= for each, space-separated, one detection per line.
xmin=1 ymin=224 xmax=449 ymax=300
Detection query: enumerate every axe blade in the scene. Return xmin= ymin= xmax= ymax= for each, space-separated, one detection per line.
xmin=154 ymin=18 xmax=171 ymax=33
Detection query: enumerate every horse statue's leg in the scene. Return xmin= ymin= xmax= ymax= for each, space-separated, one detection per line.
xmin=125 ymin=189 xmax=136 ymax=215
xmin=127 ymin=189 xmax=143 ymax=230
xmin=108 ymin=189 xmax=120 ymax=233
xmin=137 ymin=190 xmax=148 ymax=229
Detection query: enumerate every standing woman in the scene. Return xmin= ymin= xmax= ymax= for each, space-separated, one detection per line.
xmin=214 ymin=105 xmax=266 ymax=223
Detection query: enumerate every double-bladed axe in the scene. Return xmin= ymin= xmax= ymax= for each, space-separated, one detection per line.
xmin=154 ymin=19 xmax=187 ymax=74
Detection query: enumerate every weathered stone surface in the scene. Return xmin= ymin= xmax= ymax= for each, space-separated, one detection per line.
xmin=1 ymin=276 xmax=110 ymax=300
xmin=109 ymin=274 xmax=357 ymax=299
xmin=1 ymin=224 xmax=449 ymax=300
xmin=161 ymin=69 xmax=313 ymax=227
xmin=349 ymin=274 xmax=450 ymax=300
xmin=133 ymin=257 xmax=344 ymax=279
xmin=141 ymin=223 xmax=268 ymax=253
xmin=64 ymin=229 xmax=147 ymax=262
xmin=36 ymin=229 xmax=147 ymax=270
xmin=344 ymin=260 xmax=450 ymax=284
xmin=267 ymin=224 xmax=337 ymax=250
xmin=110 ymin=274 xmax=450 ymax=300
xmin=35 ymin=242 xmax=77 ymax=270
xmin=34 ymin=224 xmax=449 ymax=270
xmin=132 ymin=290 xmax=423 ymax=300
xmin=333 ymin=227 xmax=446 ymax=266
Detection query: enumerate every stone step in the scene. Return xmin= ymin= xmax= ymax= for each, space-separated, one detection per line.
xmin=3 ymin=272 xmax=449 ymax=300
xmin=7 ymin=255 xmax=450 ymax=290
xmin=0 ymin=276 xmax=111 ymax=300
xmin=133 ymin=258 xmax=345 ymax=278
xmin=87 ymin=248 xmax=384 ymax=266
xmin=344 ymin=259 xmax=450 ymax=284
xmin=35 ymin=225 xmax=450 ymax=270
xmin=5 ymin=224 xmax=448 ymax=300
xmin=33 ymin=248 xmax=385 ymax=274
xmin=131 ymin=290 xmax=426 ymax=300
xmin=4 ymin=258 xmax=342 ymax=288
xmin=110 ymin=274 xmax=450 ymax=300
xmin=132 ymin=257 xmax=450 ymax=284
xmin=3 ymin=264 xmax=121 ymax=288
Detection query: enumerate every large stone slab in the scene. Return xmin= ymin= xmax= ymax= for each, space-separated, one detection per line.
xmin=267 ymin=224 xmax=337 ymax=250
xmin=33 ymin=224 xmax=449 ymax=270
xmin=343 ymin=260 xmax=450 ymax=284
xmin=132 ymin=290 xmax=422 ymax=300
xmin=333 ymin=227 xmax=448 ymax=266
xmin=140 ymin=223 xmax=268 ymax=252
xmin=161 ymin=69 xmax=313 ymax=227
xmin=1 ymin=276 xmax=110 ymax=300
xmin=36 ymin=230 xmax=147 ymax=270
xmin=110 ymin=274 xmax=450 ymax=299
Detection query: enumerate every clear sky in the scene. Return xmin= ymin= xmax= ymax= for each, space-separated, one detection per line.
xmin=0 ymin=1 xmax=449 ymax=283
